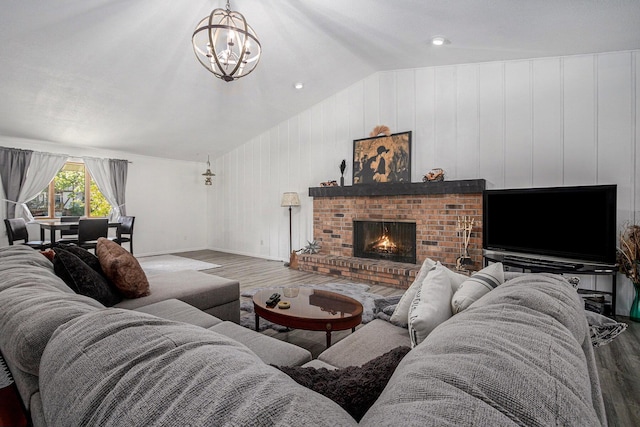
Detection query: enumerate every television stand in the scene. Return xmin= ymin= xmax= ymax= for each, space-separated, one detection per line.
xmin=483 ymin=252 xmax=618 ymax=317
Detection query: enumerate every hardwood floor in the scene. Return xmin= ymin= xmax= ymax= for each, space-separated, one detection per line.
xmin=179 ymin=249 xmax=640 ymax=427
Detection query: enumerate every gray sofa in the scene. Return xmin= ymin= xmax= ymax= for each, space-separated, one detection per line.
xmin=0 ymin=245 xmax=607 ymax=426
xmin=0 ymin=245 xmax=312 ymax=427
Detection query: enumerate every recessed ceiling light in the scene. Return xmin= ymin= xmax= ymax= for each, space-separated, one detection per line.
xmin=431 ymin=36 xmax=448 ymax=46
xmin=294 ymin=82 xmax=304 ymax=90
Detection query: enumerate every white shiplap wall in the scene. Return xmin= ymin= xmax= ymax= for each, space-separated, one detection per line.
xmin=209 ymin=50 xmax=639 ymax=315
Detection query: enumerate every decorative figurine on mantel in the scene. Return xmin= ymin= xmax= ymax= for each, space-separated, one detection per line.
xmin=423 ymin=168 xmax=445 ymax=182
xmin=339 ymin=159 xmax=346 ymax=186
xmin=456 ymin=216 xmax=475 ymax=271
xmin=369 ymin=125 xmax=391 ymax=137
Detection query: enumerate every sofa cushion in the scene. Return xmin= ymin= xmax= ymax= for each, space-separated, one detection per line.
xmin=134 ymin=299 xmax=222 ymax=328
xmin=39 ymin=309 xmax=358 ymax=427
xmin=0 ymin=269 xmax=73 ymax=294
xmin=53 ymin=250 xmax=122 ymax=306
xmin=451 ymin=262 xmax=504 ymax=314
xmin=96 ymin=237 xmax=150 ymax=298
xmin=114 ymin=270 xmax=239 ymax=314
xmin=0 ymin=283 xmax=103 ymax=375
xmin=407 ymin=263 xmax=453 ymax=347
xmin=0 ymin=245 xmax=54 ymax=270
xmin=360 ymin=274 xmax=606 ymax=427
xmin=276 ymin=346 xmax=410 ymax=421
xmin=318 ymin=319 xmax=411 ymax=369
xmin=210 ymin=321 xmax=312 ymax=366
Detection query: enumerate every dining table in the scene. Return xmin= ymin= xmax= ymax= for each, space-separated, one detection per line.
xmin=38 ymin=219 xmax=121 ymax=244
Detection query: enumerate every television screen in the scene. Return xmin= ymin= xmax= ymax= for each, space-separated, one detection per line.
xmin=483 ymin=185 xmax=617 ymax=265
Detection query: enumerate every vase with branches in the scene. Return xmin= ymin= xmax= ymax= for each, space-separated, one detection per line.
xmin=618 ymin=223 xmax=640 ymax=321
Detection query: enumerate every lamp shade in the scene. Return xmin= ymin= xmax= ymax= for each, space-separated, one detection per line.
xmin=281 ymin=192 xmax=301 ymax=207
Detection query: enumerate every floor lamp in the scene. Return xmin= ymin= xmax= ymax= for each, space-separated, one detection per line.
xmin=281 ymin=192 xmax=301 ymax=267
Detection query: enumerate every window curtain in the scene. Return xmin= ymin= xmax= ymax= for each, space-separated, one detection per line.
xmin=84 ymin=157 xmax=128 ymax=220
xmin=16 ymin=152 xmax=68 ymax=221
xmin=0 ymin=147 xmax=33 ymax=219
xmin=110 ymin=159 xmax=128 ymax=217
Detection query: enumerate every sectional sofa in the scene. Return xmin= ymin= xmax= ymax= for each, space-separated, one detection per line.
xmin=0 ymin=244 xmax=607 ymax=426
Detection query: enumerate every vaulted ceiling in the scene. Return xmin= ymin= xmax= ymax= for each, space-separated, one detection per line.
xmin=1 ymin=0 xmax=639 ymax=161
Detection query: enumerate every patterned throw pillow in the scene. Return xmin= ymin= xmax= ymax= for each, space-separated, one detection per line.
xmin=96 ymin=238 xmax=150 ymax=299
xmin=451 ymin=262 xmax=504 ymax=314
xmin=407 ymin=263 xmax=453 ymax=348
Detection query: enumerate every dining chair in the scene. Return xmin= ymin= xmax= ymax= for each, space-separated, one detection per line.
xmin=109 ymin=216 xmax=135 ymax=254
xmin=56 ymin=216 xmax=80 ymax=244
xmin=4 ymin=218 xmax=50 ymax=249
xmin=77 ymin=218 xmax=109 ymax=252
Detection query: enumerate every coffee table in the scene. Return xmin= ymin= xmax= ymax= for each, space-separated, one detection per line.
xmin=252 ymin=287 xmax=363 ymax=348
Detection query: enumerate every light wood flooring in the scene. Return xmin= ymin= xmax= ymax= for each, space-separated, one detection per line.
xmin=179 ymin=250 xmax=639 ymax=427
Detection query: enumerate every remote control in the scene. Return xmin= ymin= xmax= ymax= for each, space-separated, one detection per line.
xmin=266 ymin=293 xmax=281 ymax=307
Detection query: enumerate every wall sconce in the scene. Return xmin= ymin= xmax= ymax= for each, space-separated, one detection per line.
xmin=203 ymin=155 xmax=215 ymax=186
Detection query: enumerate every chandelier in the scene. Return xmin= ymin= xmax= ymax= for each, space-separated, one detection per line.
xmin=192 ymin=0 xmax=261 ymax=82
xmin=202 ymin=155 xmax=215 ymax=186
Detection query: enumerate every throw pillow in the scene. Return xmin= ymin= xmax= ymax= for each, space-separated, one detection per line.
xmin=451 ymin=262 xmax=505 ymax=314
xmin=40 ymin=249 xmax=55 ymax=262
xmin=389 ymin=257 xmax=436 ymax=327
xmin=585 ymin=310 xmax=628 ymax=347
xmin=53 ymin=250 xmax=122 ymax=307
xmin=407 ymin=263 xmax=453 ymax=348
xmin=54 ymin=244 xmax=105 ymax=275
xmin=96 ymin=237 xmax=150 ymax=299
xmin=275 ymin=346 xmax=411 ymax=421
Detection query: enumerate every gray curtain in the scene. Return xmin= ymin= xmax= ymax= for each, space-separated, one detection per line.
xmin=109 ymin=159 xmax=128 ymax=217
xmin=0 ymin=147 xmax=33 ymax=218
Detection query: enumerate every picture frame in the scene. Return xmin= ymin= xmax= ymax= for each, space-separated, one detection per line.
xmin=352 ymin=131 xmax=411 ymax=184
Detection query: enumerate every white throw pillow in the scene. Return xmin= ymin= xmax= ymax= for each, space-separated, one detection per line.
xmin=451 ymin=262 xmax=505 ymax=314
xmin=389 ymin=258 xmax=436 ymax=327
xmin=407 ymin=263 xmax=453 ymax=348
xmin=445 ymin=267 xmax=469 ymax=293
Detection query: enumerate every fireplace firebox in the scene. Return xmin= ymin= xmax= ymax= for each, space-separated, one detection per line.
xmin=353 ymin=220 xmax=417 ymax=264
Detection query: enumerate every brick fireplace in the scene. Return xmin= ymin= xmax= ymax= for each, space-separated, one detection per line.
xmin=297 ymin=179 xmax=485 ymax=289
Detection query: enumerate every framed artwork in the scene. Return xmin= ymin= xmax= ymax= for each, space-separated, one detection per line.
xmin=352 ymin=131 xmax=411 ymax=184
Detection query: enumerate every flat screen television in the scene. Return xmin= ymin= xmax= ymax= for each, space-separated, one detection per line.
xmin=483 ymin=184 xmax=617 ymax=265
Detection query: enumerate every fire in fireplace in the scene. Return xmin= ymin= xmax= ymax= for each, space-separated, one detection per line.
xmin=353 ymin=220 xmax=417 ymax=264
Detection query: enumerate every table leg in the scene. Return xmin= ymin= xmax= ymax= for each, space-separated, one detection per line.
xmin=255 ymin=313 xmax=260 ymax=331
xmin=50 ymin=228 xmax=55 ymax=244
xmin=326 ymin=331 xmax=332 ymax=348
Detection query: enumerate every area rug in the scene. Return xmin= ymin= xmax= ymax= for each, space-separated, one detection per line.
xmin=240 ymin=283 xmax=401 ymax=332
xmin=136 ymin=255 xmax=221 ymax=276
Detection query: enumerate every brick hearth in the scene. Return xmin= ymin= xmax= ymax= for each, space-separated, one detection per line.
xmin=298 ymin=180 xmax=485 ymax=289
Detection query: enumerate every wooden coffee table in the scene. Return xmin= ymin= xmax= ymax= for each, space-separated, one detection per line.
xmin=252 ymin=287 xmax=363 ymax=348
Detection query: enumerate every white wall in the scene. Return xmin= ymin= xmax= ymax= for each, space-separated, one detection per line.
xmin=0 ymin=137 xmax=210 ymax=256
xmin=209 ymin=50 xmax=640 ymax=316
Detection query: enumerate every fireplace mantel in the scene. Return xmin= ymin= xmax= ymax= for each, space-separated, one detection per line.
xmin=308 ymin=179 xmax=485 ymax=198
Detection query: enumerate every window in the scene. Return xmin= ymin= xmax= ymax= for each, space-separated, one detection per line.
xmin=26 ymin=162 xmax=112 ymax=218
